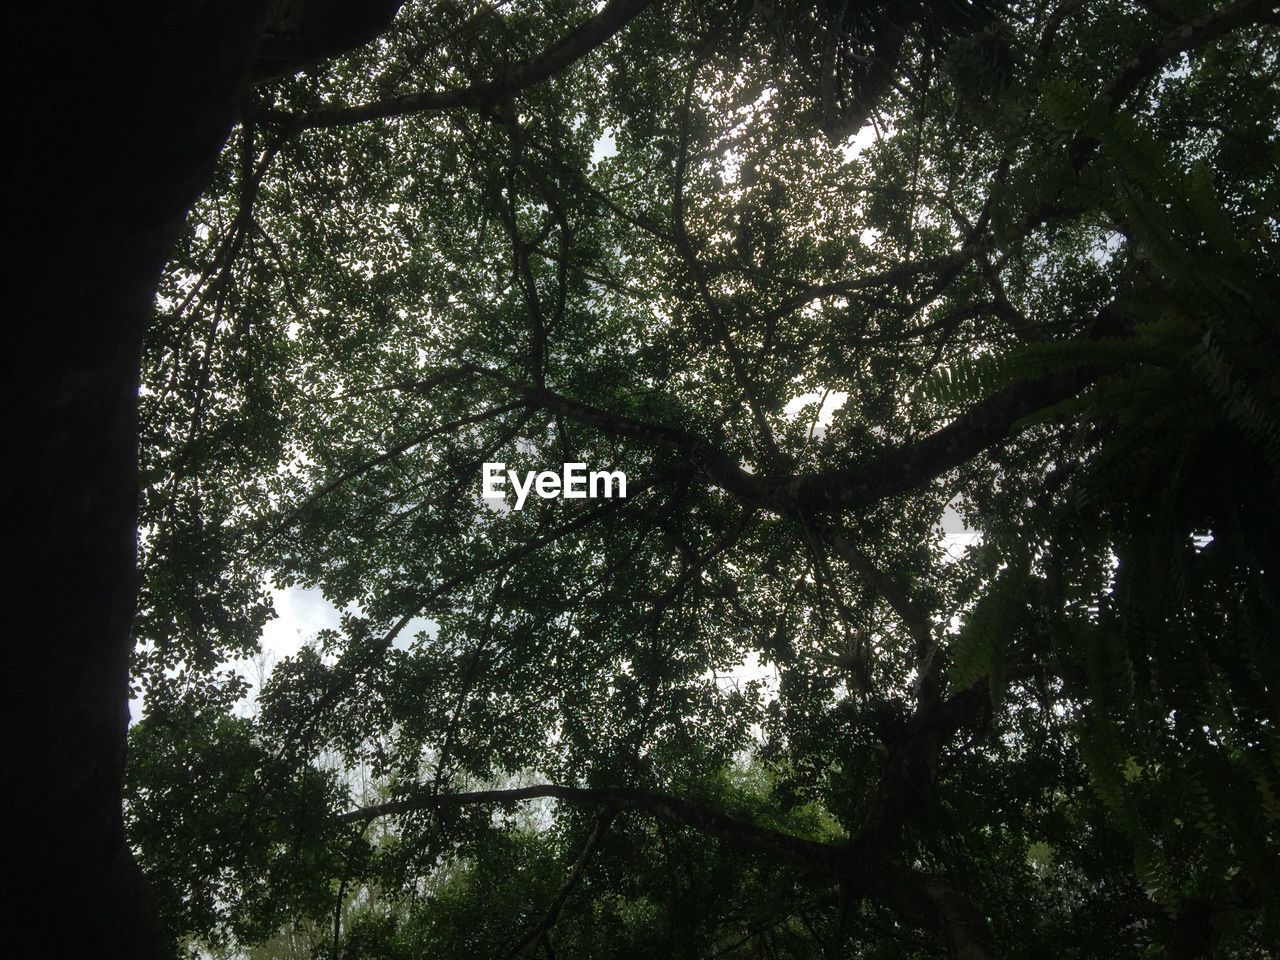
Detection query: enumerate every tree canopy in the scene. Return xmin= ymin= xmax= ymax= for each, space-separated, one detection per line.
xmin=128 ymin=1 xmax=1280 ymax=957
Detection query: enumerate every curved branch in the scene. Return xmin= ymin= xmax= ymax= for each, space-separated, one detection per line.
xmin=340 ymin=783 xmax=848 ymax=875
xmin=344 ymin=782 xmax=996 ymax=960
xmin=261 ymin=0 xmax=657 ymax=130
xmin=252 ymin=0 xmax=409 ymax=80
xmin=784 ymin=367 xmax=1092 ymax=514
xmin=455 ymin=355 xmax=1096 ymax=521
xmin=1068 ymin=0 xmax=1280 ymax=171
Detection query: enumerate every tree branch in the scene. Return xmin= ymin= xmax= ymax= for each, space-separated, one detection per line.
xmin=252 ymin=0 xmax=409 ymax=80
xmin=455 ymin=353 xmax=1095 ymax=521
xmin=251 ymin=400 xmax=525 ymax=554
xmin=260 ymin=0 xmax=657 ymax=130
xmin=782 ymin=366 xmax=1093 ymax=514
xmin=341 ymin=783 xmax=847 ymax=875
xmin=505 ymin=812 xmax=614 ymax=959
xmin=880 ymin=867 xmax=996 ymax=960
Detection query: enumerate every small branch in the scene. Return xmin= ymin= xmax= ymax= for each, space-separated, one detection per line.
xmin=505 ymin=812 xmax=614 ymax=958
xmin=670 ymin=74 xmax=783 ymax=468
xmin=754 ymin=250 xmax=976 ymax=335
xmin=825 ymin=531 xmax=934 ymax=669
xmin=249 ymin=401 xmax=524 ymax=554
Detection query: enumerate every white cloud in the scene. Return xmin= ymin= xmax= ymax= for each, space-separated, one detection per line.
xmin=783 ymin=390 xmax=849 ymax=436
xmin=591 ymin=128 xmax=617 ymax=166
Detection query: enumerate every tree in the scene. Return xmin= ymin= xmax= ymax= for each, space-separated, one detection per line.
xmin=127 ymin=1 xmax=1280 ymax=957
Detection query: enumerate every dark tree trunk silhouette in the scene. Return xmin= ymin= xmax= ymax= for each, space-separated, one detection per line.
xmin=3 ymin=3 xmax=402 ymax=953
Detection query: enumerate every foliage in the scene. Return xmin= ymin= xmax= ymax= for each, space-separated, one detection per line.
xmin=128 ymin=1 xmax=1280 ymax=957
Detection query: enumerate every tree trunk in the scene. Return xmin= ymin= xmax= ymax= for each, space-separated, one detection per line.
xmin=4 ymin=4 xmax=266 ymax=954
xmin=5 ymin=2 xmax=407 ymax=951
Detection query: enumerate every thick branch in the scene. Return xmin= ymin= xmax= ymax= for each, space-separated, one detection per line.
xmin=252 ymin=0 xmax=408 ymax=80
xmin=460 ymin=359 xmax=1093 ymax=520
xmin=881 ymin=868 xmax=995 ymax=960
xmin=344 ymin=782 xmax=996 ymax=960
xmin=1069 ymin=0 xmax=1280 ymax=170
xmin=262 ymin=0 xmax=656 ymax=129
xmin=341 ymin=783 xmax=848 ymax=875
xmin=783 ymin=368 xmax=1091 ymax=513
